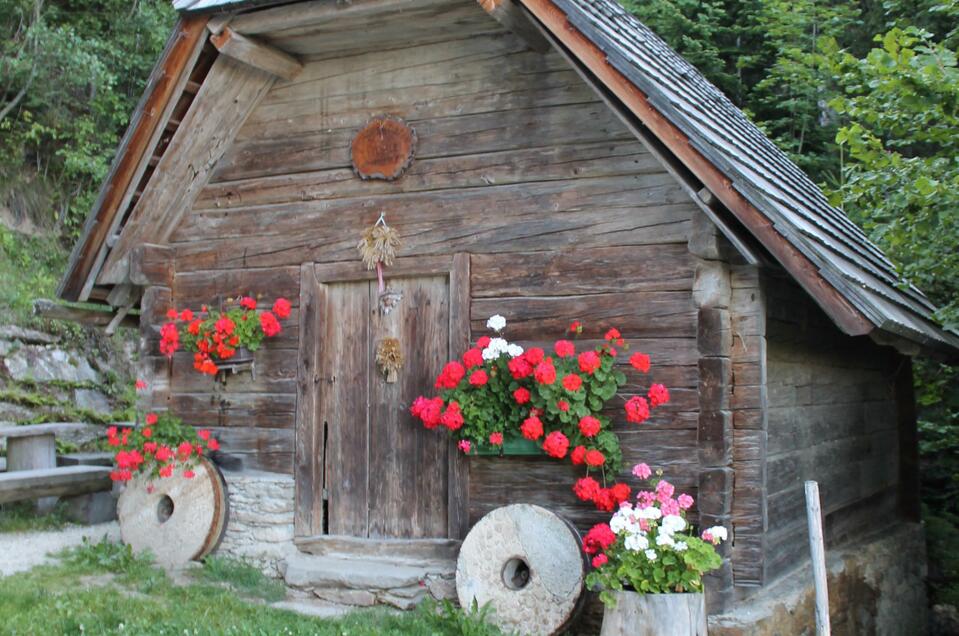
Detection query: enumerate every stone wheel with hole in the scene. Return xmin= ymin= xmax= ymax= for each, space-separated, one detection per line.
xmin=117 ymin=457 xmax=228 ymax=565
xmin=456 ymin=504 xmax=587 ymax=635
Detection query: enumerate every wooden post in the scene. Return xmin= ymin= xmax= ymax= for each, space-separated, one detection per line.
xmin=7 ymin=433 xmax=58 ymax=513
xmin=805 ymin=480 xmax=831 ymax=636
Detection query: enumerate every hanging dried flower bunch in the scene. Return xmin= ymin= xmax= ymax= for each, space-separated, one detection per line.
xmin=357 ymin=213 xmax=401 ymax=293
xmin=375 ymin=337 xmax=404 ymax=383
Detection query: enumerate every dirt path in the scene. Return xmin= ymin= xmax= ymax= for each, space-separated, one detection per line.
xmin=0 ymin=522 xmax=120 ymax=576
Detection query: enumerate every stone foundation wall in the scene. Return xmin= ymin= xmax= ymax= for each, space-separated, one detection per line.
xmin=710 ymin=523 xmax=927 ymax=635
xmin=215 ymin=470 xmax=298 ymax=576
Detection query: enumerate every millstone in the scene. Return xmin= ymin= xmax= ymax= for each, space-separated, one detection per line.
xmin=117 ymin=458 xmax=228 ymax=565
xmin=456 ymin=504 xmax=586 ymax=636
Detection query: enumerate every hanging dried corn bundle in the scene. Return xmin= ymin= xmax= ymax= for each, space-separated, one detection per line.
xmin=375 ymin=337 xmax=404 ymax=383
xmin=357 ymin=213 xmax=401 ymax=295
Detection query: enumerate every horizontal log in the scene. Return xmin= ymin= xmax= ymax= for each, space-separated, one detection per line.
xmin=0 ymin=466 xmax=112 ymax=504
xmin=211 ymin=27 xmax=303 ymax=81
xmin=471 ymin=244 xmax=694 ymax=297
xmin=216 ymin=100 xmax=633 ymax=181
xmin=174 ymin=266 xmax=301 ymax=308
xmin=471 ymin=291 xmax=697 ymax=339
xmin=33 ymin=299 xmax=139 ymax=330
xmin=198 ymin=142 xmax=658 ymax=211
xmin=0 ymin=423 xmax=101 ymax=439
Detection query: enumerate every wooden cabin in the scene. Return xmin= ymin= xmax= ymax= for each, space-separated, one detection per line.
xmin=57 ymin=0 xmax=959 ymax=630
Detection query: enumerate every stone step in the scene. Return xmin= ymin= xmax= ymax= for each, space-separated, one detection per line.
xmin=270 ymin=599 xmax=355 ymax=619
xmin=280 ymin=551 xmax=455 ymax=592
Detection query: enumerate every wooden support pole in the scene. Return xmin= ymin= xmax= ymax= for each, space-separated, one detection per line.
xmin=805 ymin=480 xmax=831 ymax=636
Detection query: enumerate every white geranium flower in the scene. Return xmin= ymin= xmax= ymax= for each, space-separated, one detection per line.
xmin=706 ymin=525 xmax=728 ymax=541
xmin=661 ymin=514 xmax=686 ymax=535
xmin=637 ymin=506 xmax=662 ymax=520
xmin=674 ymin=541 xmax=688 ymax=552
xmin=610 ymin=512 xmax=629 ymax=534
xmin=624 ymin=533 xmax=649 ymax=552
xmin=644 ymin=549 xmax=658 ymax=561
xmin=656 ymin=533 xmax=675 ymax=548
xmin=486 ymin=314 xmax=506 ymax=332
xmin=481 ymin=337 xmax=509 ymax=360
xmin=506 ymin=343 xmax=524 ymax=357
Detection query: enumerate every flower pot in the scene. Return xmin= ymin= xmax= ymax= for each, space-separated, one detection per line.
xmin=599 ymin=591 xmax=707 ymax=636
xmin=216 ymin=346 xmax=256 ymax=378
xmin=470 ymin=435 xmax=543 ymax=457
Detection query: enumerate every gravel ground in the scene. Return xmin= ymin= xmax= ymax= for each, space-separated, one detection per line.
xmin=0 ymin=522 xmax=120 ymax=576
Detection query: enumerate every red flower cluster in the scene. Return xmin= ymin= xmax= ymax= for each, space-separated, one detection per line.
xmin=410 ymin=319 xmax=671 ymax=513
xmin=107 ymin=412 xmax=220 ymax=483
xmin=161 ymin=297 xmax=291 ymax=376
xmin=583 ymin=522 xmax=616 ymax=555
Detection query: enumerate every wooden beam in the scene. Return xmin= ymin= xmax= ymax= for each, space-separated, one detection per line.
xmin=517 ymin=0 xmax=875 ymax=338
xmin=0 ymin=466 xmax=112 ymax=505
xmin=477 ymin=0 xmax=550 ymax=52
xmin=211 ymin=27 xmax=302 ymax=80
xmin=130 ymin=244 xmax=174 ymax=288
xmin=228 ymin=0 xmax=448 ymax=36
xmin=33 ymin=299 xmax=139 ymax=330
xmin=97 ymin=56 xmax=276 ymax=285
xmin=57 ymin=17 xmax=208 ymax=302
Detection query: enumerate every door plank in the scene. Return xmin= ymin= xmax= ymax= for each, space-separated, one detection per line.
xmin=368 ymin=276 xmax=450 ymax=538
xmin=323 ymin=281 xmax=371 ymax=536
xmin=294 ymin=263 xmax=321 ymax=537
xmin=448 ymin=254 xmax=471 ymax=539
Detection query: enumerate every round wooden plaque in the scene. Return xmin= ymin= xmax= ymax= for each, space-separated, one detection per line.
xmin=350 ymin=115 xmax=417 ymax=180
xmin=117 ymin=457 xmax=228 ymax=565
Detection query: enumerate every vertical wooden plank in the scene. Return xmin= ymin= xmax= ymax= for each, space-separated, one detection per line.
xmin=323 ymin=281 xmax=371 ymax=536
xmin=368 ymin=276 xmax=451 ymax=538
xmin=448 ymin=253 xmax=471 ymax=539
xmin=294 ymin=263 xmax=318 ymax=537
xmin=895 ymin=355 xmax=920 ymax=522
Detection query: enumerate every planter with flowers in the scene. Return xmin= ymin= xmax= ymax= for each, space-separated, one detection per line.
xmin=159 ymin=295 xmax=292 ymax=378
xmin=583 ymin=463 xmax=726 ymax=635
xmin=411 ymin=315 xmax=671 ymax=512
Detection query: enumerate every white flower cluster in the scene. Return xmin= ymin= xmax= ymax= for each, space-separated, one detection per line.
xmin=609 ymin=503 xmax=690 ymax=561
xmin=481 ymin=315 xmax=524 ymax=360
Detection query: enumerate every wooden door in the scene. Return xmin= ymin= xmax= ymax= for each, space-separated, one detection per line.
xmin=294 ymin=256 xmax=470 ymax=542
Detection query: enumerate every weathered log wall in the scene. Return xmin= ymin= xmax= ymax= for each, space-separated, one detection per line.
xmin=147 ymin=19 xmax=704 ymax=531
xmin=761 ymin=272 xmax=901 ymax=584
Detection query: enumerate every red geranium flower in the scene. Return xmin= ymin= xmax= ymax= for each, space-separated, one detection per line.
xmin=554 ymin=340 xmax=575 ymax=358
xmin=476 ymin=336 xmax=491 ymax=349
xmin=198 ymin=430 xmax=211 ymax=441
xmin=578 ymin=415 xmax=601 ymax=437
xmin=578 ymin=350 xmax=601 ymax=374
xmin=556 ymin=400 xmax=569 ymax=412
xmin=215 ymin=316 xmax=236 ymax=335
xmin=610 ymin=482 xmax=631 ymax=504
xmin=604 ymin=328 xmax=620 ymax=341
xmin=457 ymin=440 xmax=471 ymax=454
xmin=272 ymin=298 xmax=292 ymax=319
xmin=441 ymin=402 xmax=464 ymax=431
xmin=585 ymin=449 xmax=605 ymax=467
xmin=207 ymin=438 xmax=220 ymax=451
xmin=142 ymin=428 xmax=153 ymax=439
xmin=469 ymin=370 xmax=488 ymax=386
xmin=562 ymin=373 xmax=582 ymax=392
xmin=583 ymin=523 xmax=616 ymax=554
xmin=542 ymin=431 xmax=569 ymax=459
xmin=568 ymin=321 xmax=582 ymax=334
xmin=159 ymin=464 xmax=174 ymax=478
xmin=507 ymin=356 xmax=533 ymax=379
xmin=184 ymin=469 xmax=196 ymax=479
xmin=155 ymin=446 xmax=173 ymax=462
xmin=463 ymin=348 xmax=484 ymax=369
xmin=648 ymin=383 xmax=670 ymax=408
xmin=166 ymin=309 xmax=178 ymax=320
xmin=574 ymin=476 xmax=601 ymax=502
xmin=135 ymin=379 xmax=147 ymax=390
xmin=533 ymin=360 xmax=556 ymax=385
xmin=259 ymin=311 xmax=281 ymax=337
xmin=489 ymin=432 xmax=504 ymax=446
xmin=629 ymin=352 xmax=651 ymax=373
xmin=592 ymin=553 xmax=608 ymax=568
xmin=570 ymin=445 xmax=587 ymax=465
xmin=435 ymin=361 xmax=466 ymax=389
xmin=524 ymin=347 xmax=545 ymax=365
xmin=240 ymin=296 xmax=257 ymax=310
xmin=593 ymin=488 xmax=616 ymax=512
xmin=145 ymin=413 xmax=158 ymax=426
xmin=513 ymin=387 xmax=531 ymax=404
xmin=520 ymin=415 xmax=544 ymax=440
xmin=625 ymin=396 xmax=650 ymax=424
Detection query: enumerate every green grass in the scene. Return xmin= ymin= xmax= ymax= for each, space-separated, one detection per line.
xmin=0 ymin=538 xmax=509 ymax=635
xmin=0 ymin=501 xmax=71 ymax=533
xmin=193 ymin=556 xmax=287 ymax=602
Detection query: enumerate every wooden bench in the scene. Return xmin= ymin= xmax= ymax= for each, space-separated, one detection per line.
xmin=0 ymin=466 xmax=112 ymax=505
xmin=0 ymin=424 xmax=115 ymax=521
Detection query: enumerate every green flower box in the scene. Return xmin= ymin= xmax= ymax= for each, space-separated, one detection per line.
xmin=470 ymin=436 xmax=543 ymax=457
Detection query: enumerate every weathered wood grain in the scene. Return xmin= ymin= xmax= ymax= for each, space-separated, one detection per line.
xmin=98 ymin=56 xmax=275 ymax=284
xmin=448 ymin=254 xmax=471 ymax=539
xmin=0 ymin=466 xmax=112 ymax=505
xmin=294 ymin=263 xmax=319 ymax=536
xmin=211 ymin=27 xmax=303 ymax=81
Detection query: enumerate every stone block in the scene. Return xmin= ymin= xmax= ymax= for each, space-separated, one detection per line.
xmin=313 ymin=587 xmax=376 ymax=607
xmin=64 ymin=491 xmax=117 ymax=525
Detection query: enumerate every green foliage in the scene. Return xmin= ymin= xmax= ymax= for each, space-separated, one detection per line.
xmin=0 ymin=0 xmax=175 ymax=235
xmin=195 ymin=556 xmax=287 ymax=603
xmin=0 ymin=225 xmax=64 ymax=322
